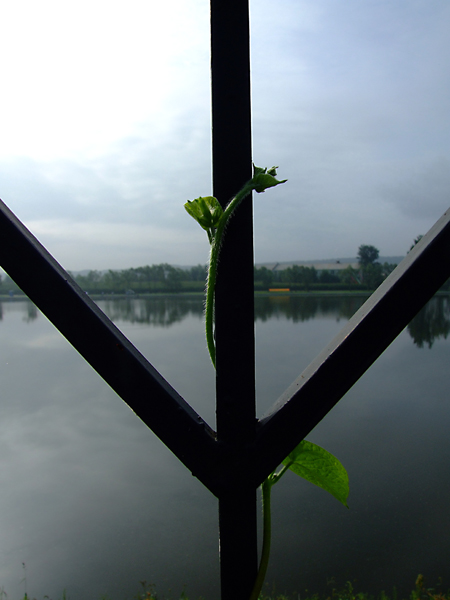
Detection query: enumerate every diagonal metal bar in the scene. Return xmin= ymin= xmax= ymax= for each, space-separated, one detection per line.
xmin=0 ymin=199 xmax=221 ymax=494
xmin=250 ymin=207 xmax=450 ymax=487
xmin=1 ymin=0 xmax=448 ymax=587
xmin=3 ymin=192 xmax=450 ymax=499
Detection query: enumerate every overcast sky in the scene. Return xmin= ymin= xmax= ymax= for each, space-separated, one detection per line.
xmin=1 ymin=0 xmax=449 ymax=271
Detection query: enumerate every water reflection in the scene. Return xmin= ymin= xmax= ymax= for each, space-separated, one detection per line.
xmin=23 ymin=302 xmax=38 ymax=322
xmin=3 ymin=294 xmax=450 ymax=350
xmin=100 ymin=296 xmax=204 ymax=327
xmin=99 ymin=295 xmax=368 ymax=325
xmin=254 ymin=294 xmax=367 ymax=322
xmin=0 ymin=294 xmax=449 ymax=599
xmin=408 ymin=296 xmax=450 ymax=348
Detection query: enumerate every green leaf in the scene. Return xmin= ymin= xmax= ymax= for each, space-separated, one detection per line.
xmin=252 ymin=165 xmax=287 ymax=193
xmin=184 ymin=196 xmax=223 ymax=231
xmin=253 ymin=165 xmax=266 ymax=178
xmin=282 ymin=440 xmax=349 ymax=507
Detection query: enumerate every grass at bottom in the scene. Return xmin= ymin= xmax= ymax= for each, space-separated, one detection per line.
xmin=1 ymin=575 xmax=449 ymax=600
xmin=260 ymin=575 xmax=449 ymax=600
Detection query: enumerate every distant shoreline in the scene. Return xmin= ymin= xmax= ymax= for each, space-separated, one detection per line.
xmin=1 ymin=290 xmax=449 ymax=301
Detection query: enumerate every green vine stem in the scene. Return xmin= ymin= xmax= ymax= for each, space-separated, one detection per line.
xmin=250 ymin=464 xmax=291 ymax=600
xmin=185 ymin=165 xmax=287 ymax=368
xmin=184 ymin=166 xmax=349 ymax=600
xmin=205 ymin=180 xmax=256 ymax=367
xmin=249 ymin=477 xmax=272 ymax=600
xmin=184 ymin=166 xmax=288 ymax=598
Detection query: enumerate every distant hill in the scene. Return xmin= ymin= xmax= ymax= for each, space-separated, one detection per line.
xmin=40 ymin=257 xmax=405 ymax=278
xmin=255 ymin=256 xmax=404 ymax=270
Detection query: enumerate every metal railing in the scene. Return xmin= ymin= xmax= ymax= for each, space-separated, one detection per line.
xmin=1 ymin=2 xmax=450 ymax=599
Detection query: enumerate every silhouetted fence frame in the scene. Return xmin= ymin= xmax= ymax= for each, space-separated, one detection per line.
xmin=1 ymin=2 xmax=450 ymax=599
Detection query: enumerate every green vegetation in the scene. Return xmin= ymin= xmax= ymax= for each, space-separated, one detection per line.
xmin=185 ymin=165 xmax=349 ymax=600
xmin=0 ymin=232 xmax=449 ymax=298
xmin=184 ymin=165 xmax=287 ymax=367
xmin=0 ymin=250 xmax=391 ymax=299
xmin=1 ymin=574 xmax=449 ymax=600
xmin=0 ymin=264 xmax=207 ymax=296
xmin=253 ymin=248 xmax=397 ymax=292
xmin=248 ymin=441 xmax=348 ymax=600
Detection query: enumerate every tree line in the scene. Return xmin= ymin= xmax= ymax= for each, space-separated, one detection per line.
xmin=2 ymin=240 xmax=447 ymax=295
xmin=71 ymin=263 xmax=208 ymax=294
xmin=254 ymin=245 xmax=397 ymax=291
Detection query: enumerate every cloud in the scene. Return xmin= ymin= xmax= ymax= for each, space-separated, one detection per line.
xmin=0 ymin=0 xmax=449 ymax=269
xmin=381 ymin=157 xmax=450 ymax=220
xmin=0 ymin=115 xmax=213 ymax=270
xmin=26 ymin=218 xmax=208 ymax=270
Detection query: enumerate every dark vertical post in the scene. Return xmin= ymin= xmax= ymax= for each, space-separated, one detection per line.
xmin=210 ymin=1 xmax=257 ymax=599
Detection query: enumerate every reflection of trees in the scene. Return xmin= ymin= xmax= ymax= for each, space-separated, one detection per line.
xmin=0 ymin=300 xmax=39 ymax=322
xmin=407 ymin=296 xmax=450 ymax=348
xmin=254 ymin=295 xmax=367 ymax=323
xmin=7 ymin=294 xmax=450 ymax=349
xmin=98 ymin=295 xmax=368 ymax=328
xmin=99 ymin=297 xmax=204 ymax=327
xmin=23 ymin=302 xmax=38 ymax=322
xmin=11 ymin=295 xmax=449 ymax=348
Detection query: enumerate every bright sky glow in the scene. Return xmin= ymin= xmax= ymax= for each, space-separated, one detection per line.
xmin=0 ymin=0 xmax=210 ymax=158
xmin=1 ymin=0 xmax=449 ymax=270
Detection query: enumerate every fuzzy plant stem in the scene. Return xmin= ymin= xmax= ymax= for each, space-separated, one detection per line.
xmin=205 ymin=180 xmax=255 ymax=368
xmin=249 ymin=464 xmax=291 ymax=600
xmin=249 ymin=478 xmax=272 ymax=600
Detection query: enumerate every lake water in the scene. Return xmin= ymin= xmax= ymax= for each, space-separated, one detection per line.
xmin=0 ymin=294 xmax=449 ymax=599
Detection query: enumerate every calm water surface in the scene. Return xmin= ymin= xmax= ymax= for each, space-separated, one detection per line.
xmin=0 ymin=294 xmax=449 ymax=599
